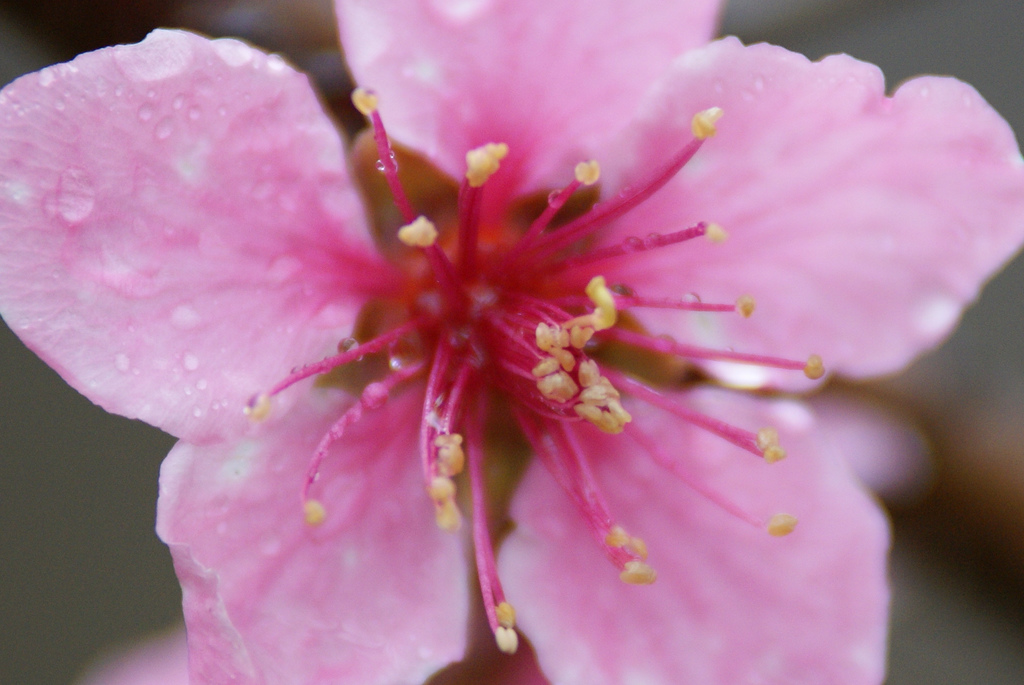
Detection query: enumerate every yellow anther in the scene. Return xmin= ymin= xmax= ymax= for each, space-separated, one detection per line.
xmin=585 ymin=276 xmax=617 ymax=330
xmin=535 ymin=323 xmax=565 ymax=351
xmin=691 ymin=106 xmax=724 ymax=140
xmin=428 ymin=476 xmax=456 ymax=502
xmin=350 ymin=87 xmax=378 ymax=116
xmin=397 ymin=216 xmax=438 ymax=248
xmin=551 ymin=347 xmax=576 ymax=372
xmin=755 ymin=427 xmax=780 ymax=452
xmin=605 ymin=525 xmax=630 ymax=548
xmin=574 ymin=403 xmax=603 ymax=423
xmin=495 ymin=601 xmax=516 ymax=629
xmin=532 ymin=356 xmax=560 ymax=377
xmin=736 ymin=294 xmax=756 ymax=318
xmin=244 ymin=393 xmax=272 ymax=422
xmin=537 ymin=371 xmax=579 ymax=403
xmin=303 ymin=499 xmax=326 ymax=526
xmin=804 ymin=354 xmax=825 ymax=380
xmin=574 ymin=160 xmax=601 ymax=185
xmin=620 ymin=560 xmax=657 ymax=585
xmin=580 ymin=379 xmax=619 ymax=405
xmin=495 ymin=626 xmax=519 ymax=655
xmin=577 ymin=359 xmax=601 ymax=388
xmin=435 ymin=434 xmax=465 ymax=477
xmin=569 ymin=324 xmax=594 ymax=349
xmin=767 ymin=513 xmax=799 ymax=537
xmin=435 ymin=498 xmax=462 ymax=532
xmin=465 ymin=142 xmax=509 ymax=187
xmin=764 ymin=445 xmax=787 ymax=464
xmin=705 ymin=223 xmax=729 ymax=243
xmin=626 ymin=536 xmax=649 ymax=561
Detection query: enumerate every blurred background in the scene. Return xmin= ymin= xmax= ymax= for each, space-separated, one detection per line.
xmin=0 ymin=0 xmax=1022 ymax=682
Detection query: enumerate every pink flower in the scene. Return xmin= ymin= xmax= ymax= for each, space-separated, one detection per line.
xmin=2 ymin=1 xmax=1023 ymax=683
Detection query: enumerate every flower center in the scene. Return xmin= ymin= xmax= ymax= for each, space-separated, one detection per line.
xmin=244 ymin=88 xmax=823 ymax=654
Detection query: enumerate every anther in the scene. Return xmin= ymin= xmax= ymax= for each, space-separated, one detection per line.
xmin=435 ymin=434 xmax=465 ymax=477
xmin=551 ymin=347 xmax=575 ymax=372
xmin=303 ymin=499 xmax=326 ymax=526
xmin=532 ymin=357 xmax=560 ymax=377
xmin=535 ymin=323 xmax=567 ymax=351
xmin=577 ymin=359 xmax=600 ymax=387
xmin=691 ymin=107 xmax=724 ymax=140
xmin=350 ymin=87 xmax=378 ymax=116
xmin=767 ymin=513 xmax=799 ymax=537
xmin=585 ymin=276 xmax=617 ymax=330
xmin=620 ymin=560 xmax=657 ymax=585
xmin=574 ymin=160 xmax=601 ymax=185
xmin=569 ymin=324 xmax=595 ymax=349
xmin=435 ymin=498 xmax=462 ymax=532
xmin=397 ymin=216 xmax=438 ymax=248
xmin=764 ymin=445 xmax=787 ymax=464
xmin=804 ymin=354 xmax=825 ymax=380
xmin=755 ymin=427 xmax=780 ymax=452
xmin=428 ymin=476 xmax=456 ymax=502
xmin=465 ymin=142 xmax=509 ymax=187
xmin=495 ymin=601 xmax=517 ymax=629
xmin=495 ymin=626 xmax=519 ymax=655
xmin=705 ymin=223 xmax=729 ymax=243
xmin=244 ymin=393 xmax=272 ymax=422
xmin=736 ymin=294 xmax=756 ymax=318
xmin=605 ymin=525 xmax=630 ymax=548
xmin=537 ymin=371 xmax=579 ymax=403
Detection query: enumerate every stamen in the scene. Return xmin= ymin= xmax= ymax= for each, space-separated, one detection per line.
xmin=705 ymin=223 xmax=729 ymax=243
xmin=804 ymin=354 xmax=825 ymax=380
xmin=620 ymin=560 xmax=657 ymax=585
xmin=537 ymin=371 xmax=579 ymax=403
xmin=350 ymin=87 xmax=378 ymax=116
xmin=736 ymin=294 xmax=756 ymax=318
xmin=691 ymin=107 xmax=724 ymax=140
xmin=601 ymin=327 xmax=811 ymax=376
xmin=397 ymin=215 xmax=438 ymax=248
xmin=351 ymin=88 xmax=416 ymax=223
xmin=434 ymin=434 xmax=465 ymax=477
xmin=303 ymin=499 xmax=326 ymax=526
xmin=522 ymin=137 xmax=707 ymax=261
xmin=584 ymin=276 xmax=617 ymax=330
xmin=465 ymin=142 xmax=509 ymax=187
xmin=244 ymin=392 xmax=272 ymax=422
xmin=756 ymin=427 xmax=787 ymax=463
xmin=554 ymin=223 xmax=708 ymax=273
xmin=574 ymin=160 xmax=601 ymax=185
xmin=466 ymin=417 xmax=519 ymax=654
xmin=767 ymin=513 xmax=799 ymax=537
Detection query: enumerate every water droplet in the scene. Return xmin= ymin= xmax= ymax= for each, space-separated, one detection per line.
xmin=53 ymin=99 xmax=65 ymax=111
xmin=188 ymin=106 xmax=201 ymax=121
xmin=114 ymin=85 xmax=124 ymax=97
xmin=183 ymin=353 xmax=199 ymax=371
xmin=114 ymin=353 xmax=130 ymax=372
xmin=266 ymin=54 xmax=287 ymax=73
xmin=913 ymin=294 xmax=959 ymax=336
xmin=547 ymin=190 xmax=561 ymax=206
xmin=38 ymin=68 xmax=56 ymax=87
xmin=375 ymin=160 xmax=386 ymax=172
xmin=172 ymin=94 xmax=185 ymax=110
xmin=340 ymin=338 xmax=358 ymax=352
xmin=137 ymin=103 xmax=154 ymax=121
xmin=430 ymin=0 xmax=491 ymax=22
xmin=193 ymin=407 xmax=203 ymax=418
xmin=624 ymin=236 xmax=643 ymax=251
xmin=113 ymin=30 xmax=194 ymax=82
xmin=196 ymin=379 xmax=208 ymax=390
xmin=55 ymin=167 xmax=95 ymax=223
xmin=154 ymin=117 xmax=174 ymax=140
xmin=171 ymin=304 xmax=201 ymax=330
xmin=683 ymin=292 xmax=702 ymax=303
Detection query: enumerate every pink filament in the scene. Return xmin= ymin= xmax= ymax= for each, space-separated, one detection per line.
xmin=601 ymin=327 xmax=807 ymax=372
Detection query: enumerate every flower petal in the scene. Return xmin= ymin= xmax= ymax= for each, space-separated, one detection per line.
xmin=601 ymin=38 xmax=1024 ymax=386
xmin=501 ymin=388 xmax=889 ymax=685
xmin=0 ymin=30 xmax=392 ymax=442
xmin=156 ymin=389 xmax=468 ymax=684
xmin=336 ymin=0 xmax=724 ymax=194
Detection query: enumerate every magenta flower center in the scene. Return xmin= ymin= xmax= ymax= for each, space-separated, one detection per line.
xmin=246 ymin=90 xmax=821 ymax=654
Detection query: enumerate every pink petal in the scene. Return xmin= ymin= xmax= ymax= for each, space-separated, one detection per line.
xmin=501 ymin=388 xmax=890 ymax=685
xmin=601 ymin=37 xmax=1024 ymax=386
xmin=336 ymin=0 xmax=724 ymax=196
xmin=0 ymin=30 xmax=393 ymax=442
xmin=156 ymin=389 xmax=468 ymax=684
xmin=75 ymin=630 xmax=188 ymax=685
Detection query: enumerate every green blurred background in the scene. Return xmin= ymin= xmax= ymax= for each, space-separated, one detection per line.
xmin=1 ymin=1 xmax=1023 ymax=683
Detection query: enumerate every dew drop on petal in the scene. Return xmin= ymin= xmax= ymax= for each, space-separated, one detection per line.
xmin=913 ymin=294 xmax=960 ymax=337
xmin=154 ymin=117 xmax=174 ymax=141
xmin=171 ymin=304 xmax=201 ymax=330
xmin=183 ymin=353 xmax=199 ymax=371
xmin=137 ymin=103 xmax=154 ymax=121
xmin=172 ymin=94 xmax=185 ymax=110
xmin=114 ymin=353 xmax=130 ymax=373
xmin=55 ymin=167 xmax=95 ymax=224
xmin=114 ymin=30 xmax=193 ymax=82
xmin=429 ymin=0 xmax=491 ymax=22
xmin=38 ymin=68 xmax=56 ymax=87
